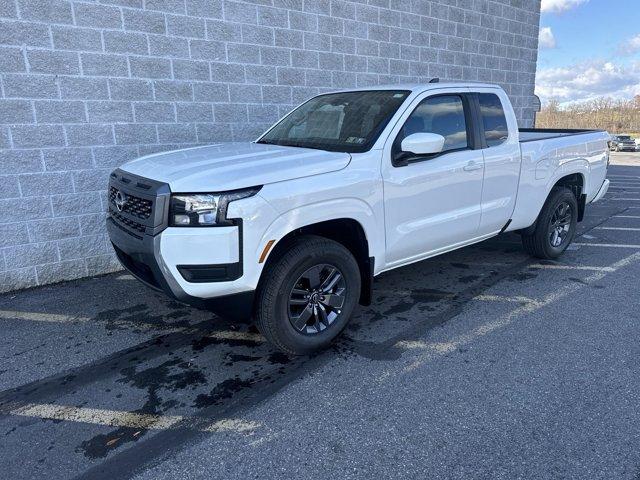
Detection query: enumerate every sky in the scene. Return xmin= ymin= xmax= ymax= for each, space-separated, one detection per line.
xmin=536 ymin=0 xmax=640 ymax=105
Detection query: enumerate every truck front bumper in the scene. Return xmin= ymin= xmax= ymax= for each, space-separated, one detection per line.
xmin=107 ymin=217 xmax=255 ymax=320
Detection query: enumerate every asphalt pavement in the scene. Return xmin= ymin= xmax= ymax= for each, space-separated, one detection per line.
xmin=1 ymin=152 xmax=639 ymax=480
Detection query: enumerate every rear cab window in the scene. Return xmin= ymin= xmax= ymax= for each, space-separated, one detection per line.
xmin=477 ymin=93 xmax=509 ymax=147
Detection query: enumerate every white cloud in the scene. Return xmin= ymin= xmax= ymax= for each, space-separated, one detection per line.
xmin=538 ymin=27 xmax=556 ymax=49
xmin=541 ymin=0 xmax=588 ymax=13
xmin=536 ymin=60 xmax=640 ymax=105
xmin=617 ymin=34 xmax=640 ymax=55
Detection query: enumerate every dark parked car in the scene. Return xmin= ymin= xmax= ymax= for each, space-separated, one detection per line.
xmin=610 ymin=135 xmax=637 ymax=152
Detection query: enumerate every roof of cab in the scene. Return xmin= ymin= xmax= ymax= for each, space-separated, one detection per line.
xmin=328 ymin=82 xmax=502 ymax=93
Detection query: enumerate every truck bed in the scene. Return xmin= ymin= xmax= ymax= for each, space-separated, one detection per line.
xmin=519 ymin=128 xmax=607 ymax=143
xmin=508 ymin=128 xmax=610 ymax=232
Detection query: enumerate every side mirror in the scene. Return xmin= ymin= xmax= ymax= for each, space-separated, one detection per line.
xmin=400 ymin=132 xmax=445 ymax=155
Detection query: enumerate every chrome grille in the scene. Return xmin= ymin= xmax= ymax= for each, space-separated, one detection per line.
xmin=109 ymin=186 xmax=153 ymax=219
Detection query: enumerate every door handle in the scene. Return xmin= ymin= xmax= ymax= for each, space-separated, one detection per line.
xmin=463 ymin=161 xmax=483 ymax=172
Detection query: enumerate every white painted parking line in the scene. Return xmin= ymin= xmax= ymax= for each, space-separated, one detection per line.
xmin=528 ymin=263 xmax=616 ymax=272
xmin=426 ymin=260 xmax=511 ymax=268
xmin=574 ymin=242 xmax=640 ymax=248
xmin=7 ymin=403 xmax=261 ymax=434
xmin=375 ymin=288 xmax=457 ymax=299
xmin=613 ymin=215 xmax=640 ymax=219
xmin=209 ymin=330 xmax=264 ymax=343
xmin=0 ymin=310 xmax=174 ymax=333
xmin=0 ymin=310 xmax=264 ymax=342
xmin=474 ymin=294 xmax=540 ymax=305
xmin=595 ymin=227 xmax=640 ymax=232
xmin=203 ymin=418 xmax=263 ymax=433
xmin=397 ymin=251 xmax=640 ymax=370
xmin=11 ymin=403 xmax=183 ymax=430
xmin=608 ymin=198 xmax=640 ymax=201
xmin=0 ymin=310 xmax=91 ymax=323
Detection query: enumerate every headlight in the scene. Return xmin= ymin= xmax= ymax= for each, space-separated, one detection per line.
xmin=169 ymin=187 xmax=260 ymax=227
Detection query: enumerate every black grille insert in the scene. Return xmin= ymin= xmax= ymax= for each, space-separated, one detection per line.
xmin=109 ymin=186 xmax=153 ymax=220
xmin=110 ymin=209 xmax=146 ymax=236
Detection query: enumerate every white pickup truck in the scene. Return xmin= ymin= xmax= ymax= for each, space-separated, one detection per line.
xmin=107 ymin=83 xmax=610 ymax=354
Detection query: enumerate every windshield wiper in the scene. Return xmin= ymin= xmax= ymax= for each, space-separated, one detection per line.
xmin=258 ymin=139 xmax=317 ymax=150
xmin=256 ymin=139 xmax=280 ymax=145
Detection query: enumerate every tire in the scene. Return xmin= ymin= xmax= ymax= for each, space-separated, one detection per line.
xmin=521 ymin=187 xmax=578 ymax=259
xmin=255 ymin=235 xmax=361 ymax=355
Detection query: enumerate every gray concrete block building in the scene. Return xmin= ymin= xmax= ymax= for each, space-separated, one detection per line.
xmin=0 ymin=0 xmax=541 ymax=292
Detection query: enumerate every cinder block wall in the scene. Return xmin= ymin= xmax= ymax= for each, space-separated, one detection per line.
xmin=0 ymin=0 xmax=540 ymax=292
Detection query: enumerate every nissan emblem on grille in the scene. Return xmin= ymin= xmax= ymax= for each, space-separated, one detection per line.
xmin=114 ymin=190 xmax=127 ymax=212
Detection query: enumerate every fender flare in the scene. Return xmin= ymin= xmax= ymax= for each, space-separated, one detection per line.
xmin=521 ymin=162 xmax=588 ymax=234
xmin=255 ymin=198 xmax=382 ymax=267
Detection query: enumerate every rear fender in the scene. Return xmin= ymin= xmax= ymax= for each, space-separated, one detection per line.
xmin=515 ymin=161 xmax=588 ymax=232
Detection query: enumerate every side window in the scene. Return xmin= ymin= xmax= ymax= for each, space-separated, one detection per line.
xmin=398 ymin=95 xmax=468 ymax=153
xmin=478 ymin=93 xmax=509 ymax=147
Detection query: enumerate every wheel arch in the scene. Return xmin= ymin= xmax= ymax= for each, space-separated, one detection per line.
xmin=521 ymin=171 xmax=586 ymax=235
xmin=553 ymin=172 xmax=586 ymax=221
xmin=258 ymin=218 xmax=374 ymax=306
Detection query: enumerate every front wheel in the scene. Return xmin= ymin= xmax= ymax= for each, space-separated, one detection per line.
xmin=521 ymin=187 xmax=578 ymax=259
xmin=255 ymin=235 xmax=361 ymax=355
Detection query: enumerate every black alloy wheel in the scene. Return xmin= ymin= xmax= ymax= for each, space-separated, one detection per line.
xmin=521 ymin=187 xmax=578 ymax=259
xmin=548 ymin=201 xmax=573 ymax=248
xmin=288 ymin=264 xmax=346 ymax=334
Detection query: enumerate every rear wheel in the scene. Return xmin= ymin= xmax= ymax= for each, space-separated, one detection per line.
xmin=255 ymin=235 xmax=361 ymax=355
xmin=521 ymin=187 xmax=578 ymax=259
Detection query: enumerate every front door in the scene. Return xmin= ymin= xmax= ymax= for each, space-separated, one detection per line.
xmin=381 ymin=91 xmax=485 ymax=268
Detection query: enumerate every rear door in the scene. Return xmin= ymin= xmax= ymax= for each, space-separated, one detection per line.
xmin=381 ymin=89 xmax=485 ymax=268
xmin=471 ymin=88 xmax=521 ymax=236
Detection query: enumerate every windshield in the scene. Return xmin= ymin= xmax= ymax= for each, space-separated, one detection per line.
xmin=618 ymin=136 xmax=632 ymax=141
xmin=258 ymin=90 xmax=410 ymax=153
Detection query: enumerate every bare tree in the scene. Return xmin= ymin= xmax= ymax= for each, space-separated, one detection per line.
xmin=536 ymin=97 xmax=640 ymax=134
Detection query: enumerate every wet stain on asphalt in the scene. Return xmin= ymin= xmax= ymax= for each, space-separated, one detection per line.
xmin=94 ymin=303 xmax=197 ymax=333
xmin=381 ymin=288 xmax=455 ymax=316
xmin=194 ymin=378 xmax=255 ymax=409
xmin=79 ymin=358 xmax=209 ymax=459
xmin=382 ymin=300 xmax=416 ymax=316
xmin=459 ymin=275 xmax=481 ymax=284
xmin=191 ymin=334 xmax=260 ymax=352
xmin=223 ymin=354 xmax=263 ymax=365
xmin=78 ymin=427 xmax=145 ymax=460
xmin=267 ymin=352 xmax=291 ymax=365
xmin=451 ymin=262 xmax=470 ymax=269
xmin=412 ymin=288 xmax=454 ymax=302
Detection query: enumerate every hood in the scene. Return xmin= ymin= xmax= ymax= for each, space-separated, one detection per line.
xmin=121 ymin=142 xmax=352 ymax=192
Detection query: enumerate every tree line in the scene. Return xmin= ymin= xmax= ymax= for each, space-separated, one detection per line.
xmin=535 ymin=96 xmax=640 ymax=134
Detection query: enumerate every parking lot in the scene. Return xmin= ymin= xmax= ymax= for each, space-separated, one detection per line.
xmin=1 ymin=152 xmax=639 ymax=480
